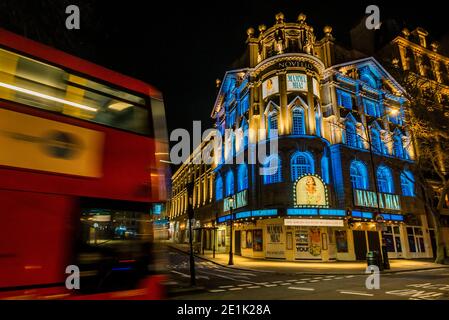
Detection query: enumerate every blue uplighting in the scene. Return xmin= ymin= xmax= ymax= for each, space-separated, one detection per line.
xmin=235 ymin=211 xmax=251 ymax=219
xmin=389 ymin=214 xmax=404 ymax=221
xmin=287 ymin=208 xmax=318 ymax=216
xmin=252 ymin=209 xmax=277 ymax=217
xmin=320 ymin=209 xmax=345 ymax=216
xmin=352 ymin=211 xmax=373 ymax=219
xmin=217 ymin=214 xmax=233 ymax=223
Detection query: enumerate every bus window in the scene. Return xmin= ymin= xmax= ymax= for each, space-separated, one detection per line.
xmin=0 ymin=48 xmax=151 ymax=135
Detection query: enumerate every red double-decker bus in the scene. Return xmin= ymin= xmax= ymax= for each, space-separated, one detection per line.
xmin=0 ymin=29 xmax=170 ymax=299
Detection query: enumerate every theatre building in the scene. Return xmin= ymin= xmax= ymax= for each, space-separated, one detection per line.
xmin=168 ymin=13 xmax=434 ymax=261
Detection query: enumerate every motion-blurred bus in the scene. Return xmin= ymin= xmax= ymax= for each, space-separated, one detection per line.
xmin=0 ymin=29 xmax=170 ymax=299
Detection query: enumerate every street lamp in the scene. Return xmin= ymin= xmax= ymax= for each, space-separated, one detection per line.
xmin=186 ymin=181 xmax=196 ymax=286
xmin=362 ymin=109 xmax=398 ymax=270
xmin=228 ymin=197 xmax=234 ymax=266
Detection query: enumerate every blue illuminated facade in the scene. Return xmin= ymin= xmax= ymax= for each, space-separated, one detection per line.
xmin=170 ymin=12 xmax=432 ymax=261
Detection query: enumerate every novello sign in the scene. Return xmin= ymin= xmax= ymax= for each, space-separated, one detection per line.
xmin=224 ymin=189 xmax=248 ymax=212
xmin=353 ymin=189 xmax=401 ymax=211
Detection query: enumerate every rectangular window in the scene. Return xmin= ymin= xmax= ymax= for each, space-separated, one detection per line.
xmin=337 ymin=90 xmax=353 ymax=110
xmin=0 ymin=48 xmax=151 ymax=135
xmin=364 ymin=99 xmax=379 ymax=117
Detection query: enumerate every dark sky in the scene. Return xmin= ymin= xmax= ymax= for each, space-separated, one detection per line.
xmin=0 ymin=0 xmax=447 ymax=139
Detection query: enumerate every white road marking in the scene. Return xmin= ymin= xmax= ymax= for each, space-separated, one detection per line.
xmin=281 ymin=283 xmax=292 ymax=286
xmin=295 ymin=281 xmax=306 ymax=284
xmin=288 ymin=287 xmax=315 ymax=291
xmin=339 ymin=291 xmax=374 ymax=297
xmin=198 ymin=270 xmax=238 ymax=281
xmin=345 ymin=275 xmax=355 ymax=278
xmin=209 ymin=289 xmax=226 ymax=293
xmin=287 ymin=279 xmax=298 ymax=282
xmin=312 ymin=277 xmax=323 ymax=279
xmin=228 ymin=287 xmax=243 ymax=291
xmin=264 ymin=284 xmax=278 ymax=287
xmin=237 ymin=284 xmax=253 ymax=287
xmin=248 ymin=286 xmax=261 ymax=289
xmin=219 ymin=285 xmax=235 ymax=288
xmin=334 ymin=277 xmax=344 ymax=280
xmin=272 ymin=280 xmax=284 ymax=283
xmin=323 ymin=278 xmax=332 ymax=281
xmin=309 ymin=280 xmax=320 ymax=283
xmin=213 ymin=268 xmax=256 ymax=277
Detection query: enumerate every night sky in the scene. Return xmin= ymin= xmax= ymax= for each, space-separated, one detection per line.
xmin=0 ymin=0 xmax=446 ymax=142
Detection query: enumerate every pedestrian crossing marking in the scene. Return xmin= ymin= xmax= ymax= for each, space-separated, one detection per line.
xmin=288 ymin=287 xmax=315 ymax=291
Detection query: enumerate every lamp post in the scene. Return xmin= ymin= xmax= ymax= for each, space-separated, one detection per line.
xmin=186 ymin=181 xmax=196 ymax=286
xmin=362 ymin=109 xmax=398 ymax=270
xmin=228 ymin=197 xmax=234 ymax=266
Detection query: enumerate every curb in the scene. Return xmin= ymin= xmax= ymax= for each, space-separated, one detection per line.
xmin=168 ymin=245 xmax=449 ymax=276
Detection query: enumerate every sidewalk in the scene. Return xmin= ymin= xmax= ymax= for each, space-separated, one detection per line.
xmin=169 ymin=243 xmax=449 ymax=275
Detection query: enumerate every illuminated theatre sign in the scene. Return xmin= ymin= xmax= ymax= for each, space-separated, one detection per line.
xmin=353 ymin=189 xmax=401 ymax=211
xmin=294 ymin=174 xmax=329 ymax=208
xmin=224 ymin=189 xmax=248 ymax=212
xmin=287 ymin=73 xmax=308 ymax=91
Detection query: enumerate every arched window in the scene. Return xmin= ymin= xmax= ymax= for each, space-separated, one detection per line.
xmin=401 ymin=170 xmax=415 ymax=196
xmin=292 ymin=108 xmax=305 ymax=135
xmin=215 ymin=174 xmax=223 ymax=200
xmin=377 ymin=165 xmax=394 ymax=194
xmin=237 ymin=164 xmax=248 ymax=192
xmin=350 ymin=160 xmax=369 ymax=190
xmin=225 ymin=170 xmax=234 ymax=196
xmin=268 ymin=112 xmax=278 ymax=138
xmin=345 ymin=121 xmax=357 ymax=148
xmin=291 ymin=152 xmax=314 ymax=181
xmin=263 ymin=155 xmax=282 ymax=184
xmin=371 ymin=128 xmax=383 ymax=154
xmin=321 ymin=155 xmax=330 ymax=184
xmin=394 ymin=135 xmax=404 ymax=158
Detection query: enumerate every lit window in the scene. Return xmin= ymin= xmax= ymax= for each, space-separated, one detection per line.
xmin=215 ymin=175 xmax=223 ymax=200
xmin=291 ymin=152 xmax=314 ymax=181
xmin=263 ymin=155 xmax=282 ymax=184
xmin=365 ymin=99 xmax=379 ymax=117
xmin=345 ymin=122 xmax=357 ymax=148
xmin=225 ymin=169 xmax=234 ymax=196
xmin=401 ymin=170 xmax=415 ymax=196
xmin=337 ymin=90 xmax=353 ymax=109
xmin=377 ymin=165 xmax=394 ymax=194
xmin=237 ymin=163 xmax=248 ymax=191
xmin=350 ymin=160 xmax=369 ymax=190
xmin=268 ymin=112 xmax=278 ymax=138
xmin=370 ymin=128 xmax=383 ymax=154
xmin=292 ymin=108 xmax=305 ymax=135
xmin=394 ymin=135 xmax=404 ymax=158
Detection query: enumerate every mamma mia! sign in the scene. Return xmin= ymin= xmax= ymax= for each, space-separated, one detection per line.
xmin=354 ymin=189 xmax=401 ymax=211
xmin=224 ymin=189 xmax=248 ymax=212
